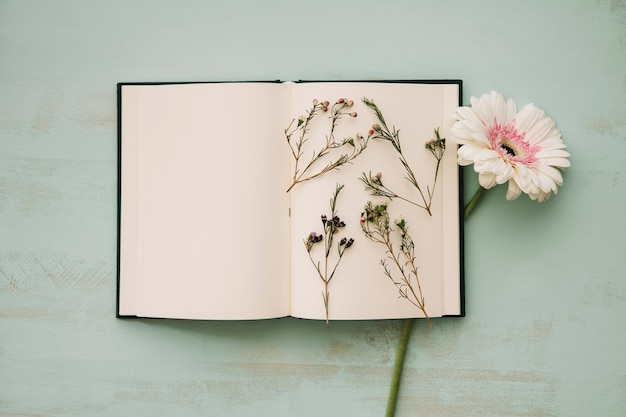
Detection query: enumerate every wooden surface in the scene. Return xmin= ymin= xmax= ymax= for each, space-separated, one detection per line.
xmin=1 ymin=1 xmax=625 ymax=416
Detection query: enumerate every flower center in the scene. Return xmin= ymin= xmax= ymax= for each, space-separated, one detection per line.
xmin=500 ymin=143 xmax=517 ymax=157
xmin=488 ymin=119 xmax=538 ymax=165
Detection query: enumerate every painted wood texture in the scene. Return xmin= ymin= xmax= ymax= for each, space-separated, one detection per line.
xmin=1 ymin=1 xmax=625 ymax=416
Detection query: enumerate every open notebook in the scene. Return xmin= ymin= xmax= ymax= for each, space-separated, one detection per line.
xmin=117 ymin=80 xmax=464 ymax=321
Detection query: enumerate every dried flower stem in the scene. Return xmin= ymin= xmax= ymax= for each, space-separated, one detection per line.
xmin=360 ymin=202 xmax=432 ymax=327
xmin=304 ymin=184 xmax=354 ymax=323
xmin=361 ymin=98 xmax=446 ymax=216
xmin=285 ymin=99 xmax=368 ymax=192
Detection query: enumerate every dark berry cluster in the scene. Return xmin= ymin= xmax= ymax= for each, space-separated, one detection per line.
xmin=322 ymin=214 xmax=346 ymax=230
xmin=305 ymin=231 xmax=323 ymax=251
xmin=339 ymin=237 xmax=354 ymax=248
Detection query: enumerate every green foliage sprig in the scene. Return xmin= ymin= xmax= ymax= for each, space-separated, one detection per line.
xmin=304 ymin=184 xmax=354 ymax=324
xmin=360 ymin=97 xmax=446 ymax=216
xmin=286 ymin=98 xmax=369 ymax=192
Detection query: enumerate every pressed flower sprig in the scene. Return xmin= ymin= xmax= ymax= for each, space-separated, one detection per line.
xmin=285 ymin=98 xmax=369 ymax=192
xmin=304 ymin=183 xmax=354 ymax=324
xmin=360 ymin=98 xmax=446 ymax=216
xmin=360 ymin=201 xmax=431 ymax=327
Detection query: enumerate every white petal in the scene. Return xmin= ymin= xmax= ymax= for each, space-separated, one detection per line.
xmin=535 ymin=189 xmax=554 ymax=202
xmin=526 ymin=117 xmax=558 ymax=146
xmin=504 ymin=98 xmax=517 ymax=123
xmin=515 ymin=104 xmax=563 ymax=149
xmin=479 ymin=158 xmax=513 ymax=183
xmin=540 ymin=157 xmax=571 ymax=168
xmin=538 ymin=138 xmax=568 ymax=151
xmin=512 ymin=164 xmax=533 ymax=191
xmin=455 ymin=106 xmax=477 ymax=122
xmin=514 ymin=104 xmax=543 ymax=135
xmin=457 ymin=145 xmax=494 ymax=164
xmin=495 ymin=161 xmax=514 ymax=183
xmin=505 ymin=180 xmax=522 ymax=200
xmin=533 ymin=165 xmax=561 ymax=191
xmin=535 ymin=164 xmax=564 ymax=185
xmin=450 ymin=121 xmax=489 ymax=146
xmin=478 ymin=172 xmax=498 ymax=189
xmin=535 ymin=148 xmax=570 ymax=159
xmin=471 ymin=91 xmax=516 ymax=126
xmin=538 ymin=173 xmax=556 ymax=193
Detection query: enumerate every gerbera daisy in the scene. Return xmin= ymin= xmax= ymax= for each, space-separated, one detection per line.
xmin=449 ymin=91 xmax=570 ymax=202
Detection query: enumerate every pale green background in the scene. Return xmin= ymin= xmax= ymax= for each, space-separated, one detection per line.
xmin=1 ymin=1 xmax=625 ymax=416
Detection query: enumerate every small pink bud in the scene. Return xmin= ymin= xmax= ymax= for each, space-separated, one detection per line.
xmin=349 ymin=112 xmax=357 ymax=117
xmin=368 ymin=129 xmax=375 ymax=136
xmin=313 ymin=99 xmax=318 ymax=105
xmin=337 ymin=98 xmax=345 ymax=104
xmin=360 ymin=217 xmax=366 ymax=223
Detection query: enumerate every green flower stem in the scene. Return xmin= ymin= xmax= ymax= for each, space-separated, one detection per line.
xmin=464 ymin=186 xmax=486 ymax=220
xmin=386 ymin=188 xmax=485 ymax=417
xmin=385 ymin=318 xmax=414 ymax=417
